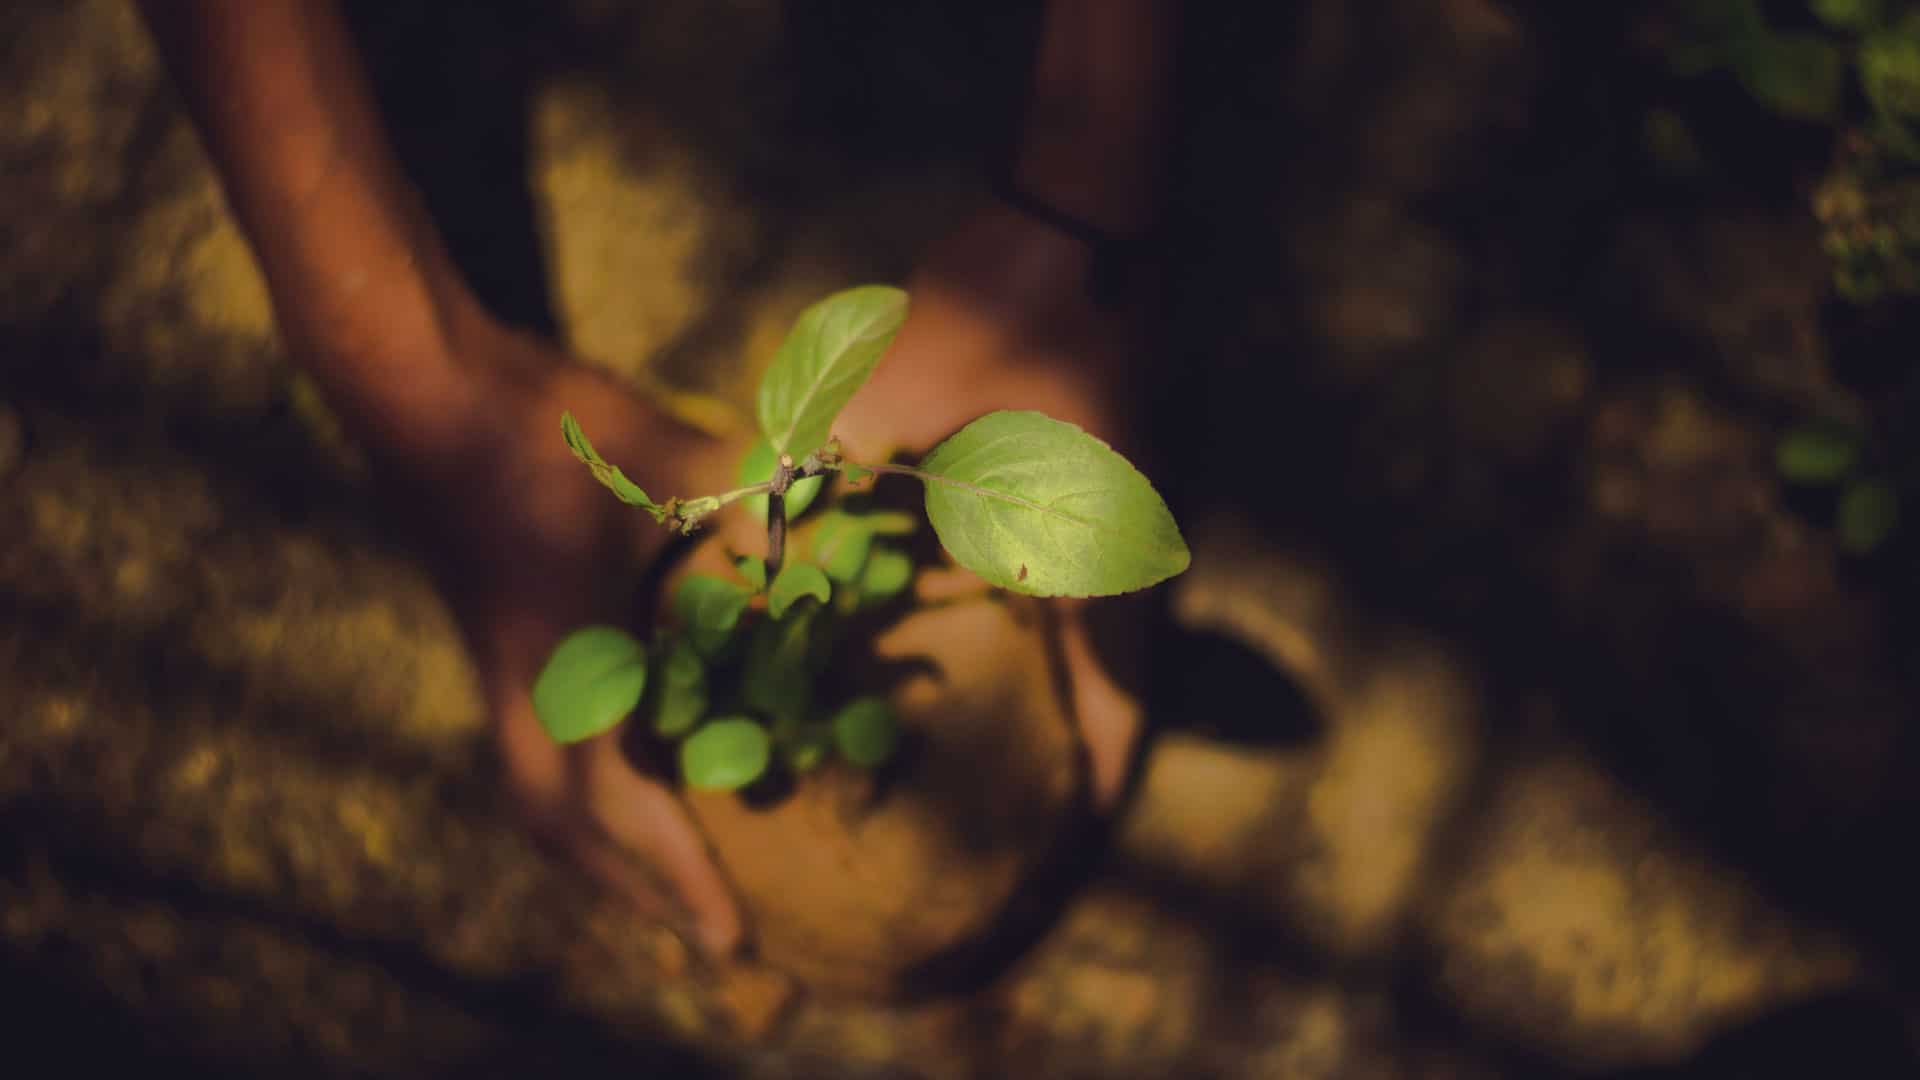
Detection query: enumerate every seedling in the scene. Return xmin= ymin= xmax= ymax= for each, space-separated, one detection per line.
xmin=533 ymin=285 xmax=1189 ymax=791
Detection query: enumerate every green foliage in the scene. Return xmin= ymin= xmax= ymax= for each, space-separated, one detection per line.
xmin=735 ymin=554 xmax=768 ymax=592
xmin=1839 ymin=477 xmax=1902 ymax=551
xmin=532 ymin=626 xmax=648 ymax=744
xmin=831 ymin=697 xmax=899 ymax=768
xmin=1776 ymin=419 xmax=1866 ymax=482
xmin=811 ymin=510 xmax=877 ymax=584
xmin=918 ymin=411 xmax=1189 ymax=597
xmin=1860 ymin=20 xmax=1920 ymax=118
xmin=1814 ymin=0 xmax=1884 ymax=33
xmin=743 ymin=608 xmax=816 ymax=732
xmin=737 ymin=436 xmax=824 ymax=522
xmin=1734 ymin=32 xmax=1846 ymax=119
xmin=1774 ymin=417 xmax=1909 ymax=555
xmin=1666 ymin=2 xmax=1920 ymax=301
xmin=857 ymin=545 xmax=914 ymax=606
xmin=767 ymin=562 xmax=831 ymax=620
xmin=561 ymin=412 xmax=664 ymax=519
xmin=539 ymin=282 xmax=1188 ymax=792
xmin=646 ymin=638 xmax=709 ymax=738
xmin=681 ymin=718 xmax=772 ymax=791
xmin=674 ymin=575 xmax=755 ymax=659
xmin=756 ymin=285 xmax=908 ymax=457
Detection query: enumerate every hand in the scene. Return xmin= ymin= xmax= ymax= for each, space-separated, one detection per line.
xmin=382 ymin=313 xmax=748 ymax=957
xmin=834 ymin=199 xmax=1157 ymax=809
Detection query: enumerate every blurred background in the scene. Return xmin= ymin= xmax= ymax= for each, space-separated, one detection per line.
xmin=4 ymin=0 xmax=1920 ymax=1075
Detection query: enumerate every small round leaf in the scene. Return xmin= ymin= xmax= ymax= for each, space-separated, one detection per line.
xmin=811 ymin=510 xmax=875 ymax=584
xmin=532 ymin=626 xmax=647 ymax=744
xmin=858 ymin=545 xmax=914 ymax=605
xmin=768 ymin=562 xmax=831 ymax=620
xmin=1776 ymin=420 xmax=1862 ymax=484
xmin=648 ymin=638 xmax=709 ymax=738
xmin=681 ymin=718 xmax=772 ymax=791
xmin=831 ymin=697 xmax=899 ymax=768
xmin=1839 ymin=479 xmax=1900 ymax=554
xmin=674 ymin=574 xmax=755 ymax=659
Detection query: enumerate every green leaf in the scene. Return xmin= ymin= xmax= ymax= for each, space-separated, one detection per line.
xmin=1734 ymin=32 xmax=1845 ymax=120
xmin=756 ymin=285 xmax=908 ymax=457
xmin=810 ymin=511 xmax=876 ymax=584
xmin=1776 ymin=420 xmax=1863 ymax=483
xmin=532 ymin=626 xmax=647 ymax=744
xmin=858 ymin=545 xmax=914 ymax=605
xmin=735 ymin=554 xmax=768 ymax=592
xmin=647 ymin=638 xmax=708 ymax=738
xmin=561 ymin=412 xmax=663 ymax=518
xmin=1812 ymin=0 xmax=1883 ymax=32
xmin=674 ymin=575 xmax=755 ymax=659
xmin=1839 ymin=478 xmax=1901 ymax=553
xmin=680 ymin=718 xmax=772 ymax=791
xmin=736 ymin=436 xmax=824 ymax=522
xmin=855 ymin=509 xmax=918 ymax=536
xmin=917 ymin=410 xmax=1189 ymax=597
xmin=1861 ymin=26 xmax=1920 ymax=119
xmin=831 ymin=697 xmax=899 ymax=768
xmin=767 ymin=562 xmax=831 ymax=620
xmin=743 ymin=609 xmax=815 ymax=731
xmin=1684 ymin=0 xmax=1765 ymax=40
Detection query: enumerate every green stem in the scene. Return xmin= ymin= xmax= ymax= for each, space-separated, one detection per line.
xmin=842 ymin=461 xmax=935 ymax=483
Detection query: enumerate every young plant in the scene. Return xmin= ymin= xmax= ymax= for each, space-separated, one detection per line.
xmin=532 ymin=285 xmax=1189 ymax=791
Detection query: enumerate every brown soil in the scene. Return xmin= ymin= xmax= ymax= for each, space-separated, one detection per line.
xmin=685 ymin=592 xmax=1081 ymax=996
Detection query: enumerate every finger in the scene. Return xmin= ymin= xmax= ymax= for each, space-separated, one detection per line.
xmin=577 ymin=734 xmax=746 ymax=957
xmin=1053 ymin=599 xmax=1145 ymax=812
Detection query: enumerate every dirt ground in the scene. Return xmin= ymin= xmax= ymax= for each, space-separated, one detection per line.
xmin=3 ymin=1 xmax=1918 ymax=1076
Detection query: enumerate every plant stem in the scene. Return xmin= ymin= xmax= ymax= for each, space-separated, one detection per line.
xmin=843 ymin=462 xmax=936 ymax=483
xmin=767 ymin=490 xmax=786 ymax=577
xmin=767 ymin=454 xmax=795 ymax=578
xmin=708 ymin=481 xmax=775 ymax=508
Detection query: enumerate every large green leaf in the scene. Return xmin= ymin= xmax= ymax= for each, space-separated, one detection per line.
xmin=917 ymin=411 xmax=1189 ymax=597
xmin=646 ymin=637 xmax=709 ymax=738
xmin=532 ymin=626 xmax=647 ymax=744
xmin=736 ymin=435 xmax=824 ymax=522
xmin=673 ymin=574 xmax=755 ymax=659
xmin=756 ymin=285 xmax=908 ymax=457
xmin=680 ymin=718 xmax=771 ymax=791
xmin=767 ymin=562 xmax=831 ymax=620
xmin=561 ymin=412 xmax=662 ymax=517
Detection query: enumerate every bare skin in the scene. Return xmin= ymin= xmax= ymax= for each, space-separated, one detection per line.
xmin=139 ymin=0 xmax=1175 ymax=962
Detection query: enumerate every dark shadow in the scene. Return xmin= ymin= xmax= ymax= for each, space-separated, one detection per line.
xmin=1598 ymin=990 xmax=1919 ymax=1080
xmin=0 ymin=794 xmax=731 ymax=1079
